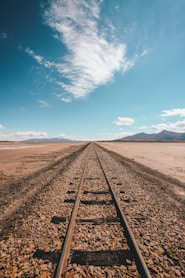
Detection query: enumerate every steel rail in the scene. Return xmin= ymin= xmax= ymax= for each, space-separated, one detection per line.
xmin=95 ymin=147 xmax=152 ymax=278
xmin=54 ymin=145 xmax=91 ymax=278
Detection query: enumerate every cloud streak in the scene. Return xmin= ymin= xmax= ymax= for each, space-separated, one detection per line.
xmin=161 ymin=108 xmax=185 ymax=117
xmin=56 ymin=94 xmax=72 ymax=103
xmin=152 ymin=120 xmax=185 ymax=133
xmin=151 ymin=108 xmax=185 ymax=132
xmin=24 ymin=1 xmax=148 ymax=101
xmin=38 ymin=99 xmax=51 ymax=107
xmin=41 ymin=0 xmax=133 ymax=99
xmin=0 ymin=131 xmax=48 ymax=141
xmin=25 ymin=48 xmax=53 ymax=68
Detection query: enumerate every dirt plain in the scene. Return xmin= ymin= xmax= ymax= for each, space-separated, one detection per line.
xmin=0 ymin=142 xmax=84 ymax=187
xmin=0 ymin=141 xmax=185 ymax=277
xmin=99 ymin=142 xmax=185 ymax=184
xmin=0 ymin=141 xmax=185 ymax=187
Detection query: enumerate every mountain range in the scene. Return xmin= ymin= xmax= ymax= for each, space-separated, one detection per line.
xmin=22 ymin=130 xmax=185 ymax=142
xmin=116 ymin=130 xmax=185 ymax=141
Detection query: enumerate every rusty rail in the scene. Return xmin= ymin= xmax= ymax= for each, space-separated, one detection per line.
xmin=54 ymin=144 xmax=152 ymax=278
xmin=95 ymin=148 xmax=152 ymax=278
xmin=54 ymin=145 xmax=91 ymax=278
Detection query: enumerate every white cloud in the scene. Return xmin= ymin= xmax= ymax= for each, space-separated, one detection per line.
xmin=24 ymin=1 xmax=147 ymax=100
xmin=25 ymin=48 xmax=43 ymax=64
xmin=0 ymin=124 xmax=5 ymax=129
xmin=60 ymin=97 xmax=72 ymax=103
xmin=160 ymin=108 xmax=185 ymax=117
xmin=25 ymin=48 xmax=54 ymax=69
xmin=56 ymin=90 xmax=72 ymax=102
xmin=152 ymin=119 xmax=185 ymax=132
xmin=0 ymin=131 xmax=48 ymax=141
xmin=114 ymin=116 xmax=135 ymax=126
xmin=14 ymin=131 xmax=48 ymax=138
xmin=140 ymin=49 xmax=148 ymax=57
xmin=38 ymin=99 xmax=51 ymax=107
xmin=42 ymin=0 xmax=134 ymax=99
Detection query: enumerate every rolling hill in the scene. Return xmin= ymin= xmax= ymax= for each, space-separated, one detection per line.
xmin=116 ymin=130 xmax=185 ymax=141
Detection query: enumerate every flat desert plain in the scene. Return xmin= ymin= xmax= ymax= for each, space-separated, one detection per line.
xmin=0 ymin=141 xmax=185 ymax=185
xmin=99 ymin=142 xmax=185 ymax=183
xmin=0 ymin=142 xmax=84 ymax=186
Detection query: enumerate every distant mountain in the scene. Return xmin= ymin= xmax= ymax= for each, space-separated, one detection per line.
xmin=116 ymin=130 xmax=185 ymax=141
xmin=23 ymin=137 xmax=73 ymax=143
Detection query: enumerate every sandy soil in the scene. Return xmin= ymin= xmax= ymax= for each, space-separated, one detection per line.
xmin=98 ymin=142 xmax=185 ymax=183
xmin=1 ymin=141 xmax=185 ymax=185
xmin=0 ymin=142 xmax=84 ymax=186
xmin=0 ymin=142 xmax=184 ymax=277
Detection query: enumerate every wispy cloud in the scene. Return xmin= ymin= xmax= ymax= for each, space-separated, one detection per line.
xmin=25 ymin=48 xmax=53 ymax=68
xmin=160 ymin=108 xmax=185 ymax=117
xmin=114 ymin=116 xmax=135 ymax=126
xmin=140 ymin=49 xmax=148 ymax=57
xmin=25 ymin=0 xmax=136 ymax=100
xmin=14 ymin=131 xmax=48 ymax=139
xmin=0 ymin=124 xmax=5 ymax=129
xmin=38 ymin=99 xmax=51 ymax=107
xmin=56 ymin=91 xmax=72 ymax=103
xmin=24 ymin=1 xmax=148 ymax=100
xmin=0 ymin=131 xmax=48 ymax=141
xmin=25 ymin=48 xmax=43 ymax=64
xmin=152 ymin=120 xmax=185 ymax=132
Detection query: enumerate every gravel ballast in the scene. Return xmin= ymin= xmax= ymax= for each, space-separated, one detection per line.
xmin=0 ymin=143 xmax=184 ymax=277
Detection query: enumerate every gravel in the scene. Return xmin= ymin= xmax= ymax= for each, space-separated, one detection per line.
xmin=0 ymin=143 xmax=184 ymax=277
xmin=0 ymin=144 xmax=88 ymax=277
xmin=97 ymin=145 xmax=185 ymax=277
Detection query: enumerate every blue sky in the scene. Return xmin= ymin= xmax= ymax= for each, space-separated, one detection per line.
xmin=0 ymin=0 xmax=185 ymax=141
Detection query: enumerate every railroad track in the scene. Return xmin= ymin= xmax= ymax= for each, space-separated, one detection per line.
xmin=0 ymin=143 xmax=88 ymax=235
xmin=54 ymin=143 xmax=152 ymax=277
xmin=1 ymin=143 xmax=184 ymax=277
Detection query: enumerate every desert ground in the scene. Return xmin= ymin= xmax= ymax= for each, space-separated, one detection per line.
xmin=0 ymin=142 xmax=184 ymax=277
xmin=0 ymin=141 xmax=185 ymax=189
xmin=0 ymin=141 xmax=84 ymax=187
xmin=0 ymin=141 xmax=185 ymax=185
xmin=99 ymin=142 xmax=185 ymax=184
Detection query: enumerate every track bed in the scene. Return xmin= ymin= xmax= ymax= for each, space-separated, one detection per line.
xmin=0 ymin=143 xmax=184 ymax=277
